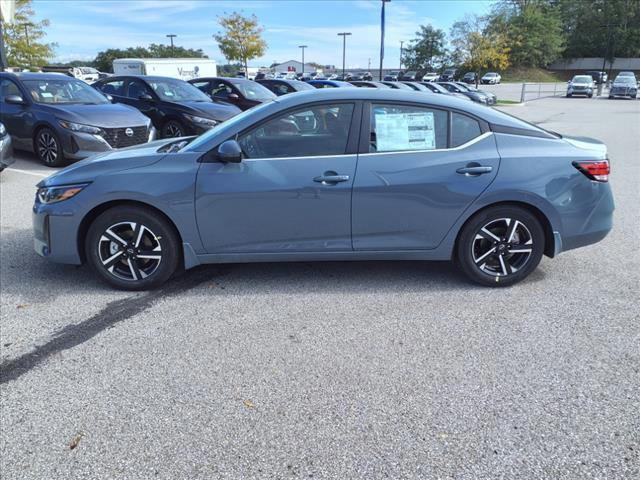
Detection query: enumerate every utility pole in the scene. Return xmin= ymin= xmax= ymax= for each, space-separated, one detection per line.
xmin=379 ymin=0 xmax=391 ymax=80
xmin=299 ymin=45 xmax=307 ymax=76
xmin=166 ymin=34 xmax=177 ymax=56
xmin=337 ymin=32 xmax=351 ymax=78
xmin=22 ymin=22 xmax=34 ymax=69
xmin=399 ymin=40 xmax=403 ymax=71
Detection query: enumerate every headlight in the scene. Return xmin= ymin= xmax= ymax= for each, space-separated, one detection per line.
xmin=58 ymin=120 xmax=103 ymax=135
xmin=0 ymin=123 xmax=6 ymax=137
xmin=37 ymin=183 xmax=89 ymax=204
xmin=183 ymin=114 xmax=218 ymax=128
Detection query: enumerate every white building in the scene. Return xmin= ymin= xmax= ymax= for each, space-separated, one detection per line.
xmin=273 ymin=60 xmax=318 ymax=74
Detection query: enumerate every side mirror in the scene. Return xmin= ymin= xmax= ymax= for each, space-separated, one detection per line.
xmin=105 ymin=93 xmax=114 ymax=102
xmin=139 ymin=93 xmax=154 ymax=101
xmin=217 ymin=139 xmax=242 ymax=163
xmin=228 ymin=93 xmax=240 ymax=100
xmin=5 ymin=94 xmax=25 ymax=105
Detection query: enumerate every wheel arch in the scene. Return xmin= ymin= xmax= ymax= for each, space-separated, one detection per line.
xmin=77 ymin=199 xmax=185 ymax=266
xmin=454 ymin=201 xmax=556 ymax=259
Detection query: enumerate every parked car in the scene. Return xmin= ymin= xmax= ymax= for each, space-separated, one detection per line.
xmin=454 ymin=83 xmax=497 ymax=105
xmin=256 ymin=79 xmax=315 ymax=96
xmin=0 ymin=121 xmax=14 ymax=172
xmin=399 ymin=71 xmax=419 ymax=81
xmin=383 ymin=71 xmax=400 ymax=81
xmin=421 ymin=72 xmax=439 ymax=82
xmin=188 ymin=77 xmax=276 ymax=111
xmin=0 ymin=72 xmax=155 ymax=167
xmin=608 ymin=75 xmax=638 ymax=99
xmin=381 ymin=81 xmax=414 ymax=90
xmin=461 ymin=72 xmax=478 ymax=84
xmin=33 ymin=88 xmax=614 ymax=290
xmin=422 ymin=82 xmax=472 ymax=101
xmin=439 ymin=68 xmax=457 ymax=81
xmin=566 ymin=75 xmax=595 ymax=98
xmin=400 ymin=81 xmax=432 ymax=92
xmin=437 ymin=82 xmax=490 ymax=104
xmin=92 ymin=75 xmax=241 ymax=138
xmin=307 ymin=80 xmax=356 ymax=89
xmin=481 ymin=72 xmax=502 ymax=84
xmin=616 ymin=71 xmax=636 ymax=78
xmin=349 ymin=81 xmax=391 ymax=89
xmin=584 ymin=70 xmax=607 ymax=84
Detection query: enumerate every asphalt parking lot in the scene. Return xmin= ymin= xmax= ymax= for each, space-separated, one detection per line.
xmin=1 ymin=96 xmax=638 ymax=479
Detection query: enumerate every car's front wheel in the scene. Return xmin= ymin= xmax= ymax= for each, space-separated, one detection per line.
xmin=34 ymin=127 xmax=65 ymax=167
xmin=86 ymin=206 xmax=181 ymax=290
xmin=161 ymin=119 xmax=186 ymax=138
xmin=456 ymin=206 xmax=545 ymax=287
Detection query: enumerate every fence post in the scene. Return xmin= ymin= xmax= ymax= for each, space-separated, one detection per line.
xmin=538 ymin=83 xmax=542 ymax=98
xmin=554 ymin=83 xmax=557 ymax=96
xmin=520 ymin=83 xmax=526 ymax=103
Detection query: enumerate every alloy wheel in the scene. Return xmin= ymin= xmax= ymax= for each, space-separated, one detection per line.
xmin=166 ymin=122 xmax=183 ymax=137
xmin=471 ymin=218 xmax=534 ymax=277
xmin=98 ymin=222 xmax=162 ymax=281
xmin=38 ymin=132 xmax=58 ymax=164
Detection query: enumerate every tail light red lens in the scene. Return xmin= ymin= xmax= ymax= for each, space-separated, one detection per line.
xmin=573 ymin=160 xmax=610 ymax=182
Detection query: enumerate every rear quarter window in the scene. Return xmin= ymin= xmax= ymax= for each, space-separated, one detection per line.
xmin=451 ymin=112 xmax=482 ymax=147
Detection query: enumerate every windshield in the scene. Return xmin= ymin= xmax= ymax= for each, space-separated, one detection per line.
xmin=23 ymin=79 xmax=109 ymax=104
xmin=425 ymin=83 xmax=449 ymax=93
xmin=572 ymin=76 xmax=592 ymax=83
xmin=147 ymin=78 xmax=211 ymax=102
xmin=485 ymin=73 xmax=497 ymax=77
xmin=454 ymin=83 xmax=471 ymax=91
xmin=614 ymin=76 xmax=636 ymax=84
xmin=182 ymin=100 xmax=275 ymax=152
xmin=229 ymin=80 xmax=276 ymax=101
xmin=80 ymin=67 xmax=98 ymax=74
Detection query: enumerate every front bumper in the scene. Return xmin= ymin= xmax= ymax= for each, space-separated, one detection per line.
xmin=609 ymin=87 xmax=637 ymax=97
xmin=33 ymin=202 xmax=83 ymax=265
xmin=61 ymin=126 xmax=157 ymax=160
xmin=0 ymin=135 xmax=14 ymax=169
xmin=567 ymin=87 xmax=593 ymax=96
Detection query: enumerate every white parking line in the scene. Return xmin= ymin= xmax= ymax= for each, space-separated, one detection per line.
xmin=4 ymin=168 xmax=49 ymax=178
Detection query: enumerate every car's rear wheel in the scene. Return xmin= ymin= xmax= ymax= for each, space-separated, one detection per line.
xmin=456 ymin=206 xmax=545 ymax=287
xmin=86 ymin=206 xmax=181 ymax=290
xmin=161 ymin=119 xmax=186 ymax=138
xmin=35 ymin=127 xmax=65 ymax=167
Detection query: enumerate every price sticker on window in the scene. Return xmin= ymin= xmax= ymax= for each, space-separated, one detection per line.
xmin=375 ymin=111 xmax=436 ymax=152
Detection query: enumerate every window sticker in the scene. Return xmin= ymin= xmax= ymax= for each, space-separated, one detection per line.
xmin=375 ymin=111 xmax=435 ymax=151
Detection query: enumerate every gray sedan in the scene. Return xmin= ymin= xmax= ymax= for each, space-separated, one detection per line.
xmin=33 ymin=89 xmax=613 ymax=289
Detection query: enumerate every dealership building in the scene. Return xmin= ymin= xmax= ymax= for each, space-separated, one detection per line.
xmin=273 ymin=60 xmax=334 ymax=74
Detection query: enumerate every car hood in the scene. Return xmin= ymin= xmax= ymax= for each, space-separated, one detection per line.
xmin=170 ymin=100 xmax=241 ymax=121
xmin=38 ymin=137 xmax=188 ymax=187
xmin=562 ymin=135 xmax=607 ymax=158
xmin=41 ymin=102 xmax=149 ymax=128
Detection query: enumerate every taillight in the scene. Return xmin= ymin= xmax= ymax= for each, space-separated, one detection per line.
xmin=573 ymin=160 xmax=610 ymax=182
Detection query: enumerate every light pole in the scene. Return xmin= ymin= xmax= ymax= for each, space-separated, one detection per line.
xmin=337 ymin=32 xmax=351 ymax=78
xmin=379 ymin=0 xmax=391 ymax=80
xmin=22 ymin=22 xmax=34 ymax=69
xmin=166 ymin=34 xmax=177 ymax=56
xmin=299 ymin=45 xmax=307 ymax=76
xmin=399 ymin=40 xmax=403 ymax=71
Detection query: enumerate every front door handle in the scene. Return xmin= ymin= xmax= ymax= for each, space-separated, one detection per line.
xmin=314 ymin=171 xmax=350 ymax=185
xmin=456 ymin=164 xmax=493 ymax=176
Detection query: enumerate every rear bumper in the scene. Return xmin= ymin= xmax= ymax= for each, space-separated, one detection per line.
xmin=0 ymin=136 xmax=14 ymax=168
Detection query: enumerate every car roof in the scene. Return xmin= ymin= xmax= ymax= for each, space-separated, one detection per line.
xmin=0 ymin=72 xmax=77 ymax=81
xmin=101 ymin=75 xmax=186 ymax=83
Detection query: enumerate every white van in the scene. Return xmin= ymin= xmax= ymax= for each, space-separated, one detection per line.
xmin=112 ymin=58 xmax=217 ymax=80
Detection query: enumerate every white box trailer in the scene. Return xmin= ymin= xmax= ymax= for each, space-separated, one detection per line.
xmin=112 ymin=58 xmax=217 ymax=80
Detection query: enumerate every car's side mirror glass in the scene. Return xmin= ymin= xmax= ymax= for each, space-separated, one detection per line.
xmin=217 ymin=139 xmax=243 ymax=163
xmin=5 ymin=94 xmax=25 ymax=105
xmin=139 ymin=93 xmax=154 ymax=101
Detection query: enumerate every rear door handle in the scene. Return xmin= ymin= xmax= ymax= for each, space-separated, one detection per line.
xmin=456 ymin=165 xmax=493 ymax=176
xmin=314 ymin=172 xmax=350 ymax=185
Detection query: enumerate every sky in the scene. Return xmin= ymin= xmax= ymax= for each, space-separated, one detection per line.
xmin=32 ymin=0 xmax=494 ymax=68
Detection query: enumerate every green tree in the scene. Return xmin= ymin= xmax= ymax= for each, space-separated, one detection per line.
xmin=490 ymin=0 xmax=564 ymax=67
xmin=1 ymin=0 xmax=55 ymax=69
xmin=214 ymin=12 xmax=266 ymax=74
xmin=401 ymin=25 xmax=446 ymax=71
xmin=92 ymin=44 xmax=207 ymax=73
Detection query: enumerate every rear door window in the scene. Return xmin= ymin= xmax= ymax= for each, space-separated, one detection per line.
xmin=451 ymin=112 xmax=482 ymax=147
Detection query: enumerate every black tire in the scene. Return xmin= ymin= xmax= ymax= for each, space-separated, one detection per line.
xmin=161 ymin=119 xmax=186 ymax=138
xmin=456 ymin=206 xmax=545 ymax=287
xmin=34 ymin=127 xmax=66 ymax=167
xmin=85 ymin=206 xmax=181 ymax=290
xmin=588 ymin=93 xmax=593 ymax=98
xmin=566 ymin=94 xmax=572 ymax=98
